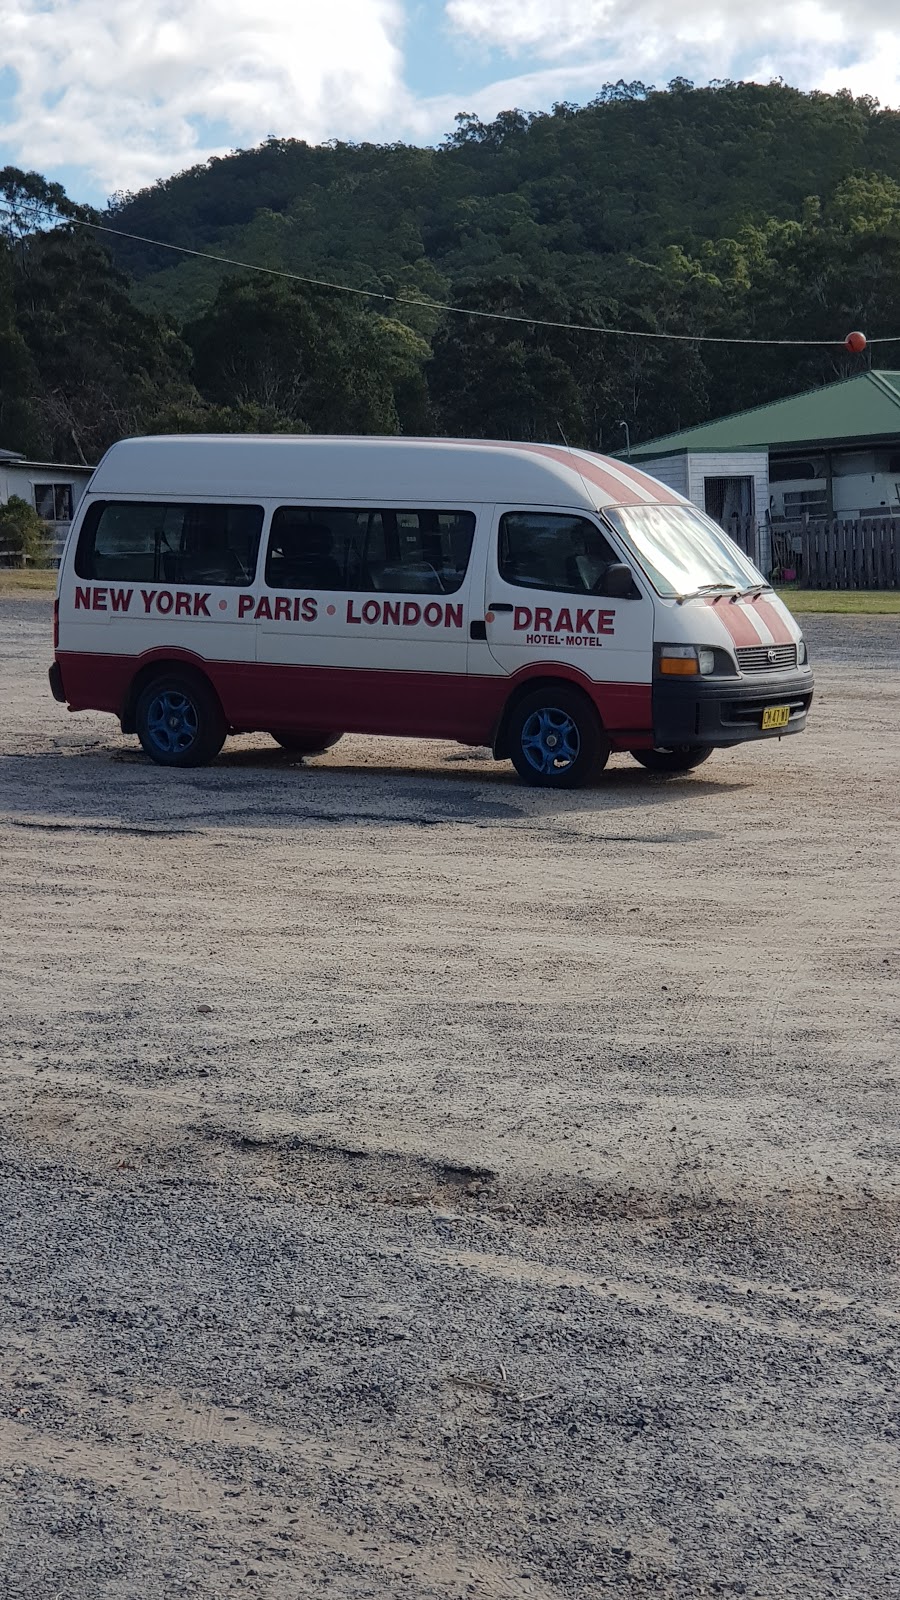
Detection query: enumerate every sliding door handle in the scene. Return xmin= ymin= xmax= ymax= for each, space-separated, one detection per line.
xmin=487 ymin=602 xmax=514 ymax=613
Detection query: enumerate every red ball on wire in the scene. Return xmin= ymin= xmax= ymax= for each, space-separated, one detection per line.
xmin=845 ymin=330 xmax=867 ymax=354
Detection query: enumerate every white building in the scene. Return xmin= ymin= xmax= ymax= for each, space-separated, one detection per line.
xmin=628 ymin=369 xmax=900 ymax=576
xmin=0 ymin=446 xmax=95 ymax=563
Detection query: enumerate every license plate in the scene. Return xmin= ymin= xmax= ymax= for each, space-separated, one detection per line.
xmin=761 ymin=705 xmax=790 ymax=731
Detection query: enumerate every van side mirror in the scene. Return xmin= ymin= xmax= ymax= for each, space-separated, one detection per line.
xmin=600 ymin=563 xmax=640 ymax=599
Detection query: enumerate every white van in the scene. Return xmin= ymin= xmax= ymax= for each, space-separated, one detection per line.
xmin=49 ymin=435 xmax=813 ymax=788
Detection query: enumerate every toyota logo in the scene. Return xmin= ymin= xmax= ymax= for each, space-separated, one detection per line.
xmin=767 ymin=647 xmax=778 ymax=663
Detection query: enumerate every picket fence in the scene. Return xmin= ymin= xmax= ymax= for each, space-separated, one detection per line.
xmin=792 ymin=518 xmax=899 ymax=590
xmin=728 ymin=516 xmax=899 ymax=590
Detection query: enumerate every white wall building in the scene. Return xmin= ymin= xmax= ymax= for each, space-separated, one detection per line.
xmin=0 ymin=446 xmax=94 ymax=563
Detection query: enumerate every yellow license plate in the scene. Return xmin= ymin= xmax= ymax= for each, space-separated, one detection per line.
xmin=761 ymin=705 xmax=790 ymax=731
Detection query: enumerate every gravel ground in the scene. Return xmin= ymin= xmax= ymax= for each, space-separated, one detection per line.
xmin=1 ymin=598 xmax=898 ymax=1600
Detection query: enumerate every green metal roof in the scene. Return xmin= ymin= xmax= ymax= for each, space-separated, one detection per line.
xmin=629 ymin=370 xmax=900 ymax=458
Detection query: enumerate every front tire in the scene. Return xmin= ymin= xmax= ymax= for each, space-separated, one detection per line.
xmin=270 ymin=732 xmax=343 ymax=756
xmin=507 ymin=687 xmax=608 ymax=789
xmin=631 ymin=746 xmax=713 ymax=774
xmin=135 ymin=673 xmax=226 ymax=768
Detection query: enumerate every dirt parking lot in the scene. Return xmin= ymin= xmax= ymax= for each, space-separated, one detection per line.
xmin=0 ymin=597 xmax=898 ymax=1600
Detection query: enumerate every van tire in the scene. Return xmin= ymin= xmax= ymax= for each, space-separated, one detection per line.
xmin=270 ymin=732 xmax=343 ymax=756
xmin=631 ymin=746 xmax=713 ymax=774
xmin=507 ymin=686 xmax=608 ymax=789
xmin=135 ymin=672 xmax=226 ymax=768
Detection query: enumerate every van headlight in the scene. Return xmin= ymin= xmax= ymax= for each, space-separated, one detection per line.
xmin=797 ymin=638 xmax=808 ymax=666
xmin=658 ymin=644 xmax=732 ymax=677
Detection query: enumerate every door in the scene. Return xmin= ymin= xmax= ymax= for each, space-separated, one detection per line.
xmin=477 ymin=505 xmax=655 ymax=736
xmin=256 ymin=502 xmax=484 ymax=738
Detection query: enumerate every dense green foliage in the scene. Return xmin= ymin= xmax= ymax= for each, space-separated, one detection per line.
xmin=4 ymin=80 xmax=900 ymax=462
xmin=0 ymin=494 xmax=50 ymax=561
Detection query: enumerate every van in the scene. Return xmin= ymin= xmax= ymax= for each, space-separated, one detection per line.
xmin=49 ymin=435 xmax=814 ymax=788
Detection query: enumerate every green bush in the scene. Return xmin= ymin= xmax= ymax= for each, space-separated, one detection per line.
xmin=0 ymin=495 xmax=51 ymax=565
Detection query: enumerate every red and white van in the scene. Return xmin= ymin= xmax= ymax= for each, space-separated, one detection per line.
xmin=49 ymin=435 xmax=813 ymax=788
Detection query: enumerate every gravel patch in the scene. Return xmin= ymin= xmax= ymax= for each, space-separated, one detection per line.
xmin=1 ymin=600 xmax=898 ymax=1599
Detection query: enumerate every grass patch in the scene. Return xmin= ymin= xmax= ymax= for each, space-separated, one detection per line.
xmin=776 ymin=588 xmax=900 ymax=614
xmin=0 ymin=566 xmax=57 ymax=595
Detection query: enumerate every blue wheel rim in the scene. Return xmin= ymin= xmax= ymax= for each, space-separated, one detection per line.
xmin=145 ymin=690 xmax=199 ymax=755
xmin=520 ymin=707 xmax=581 ymax=775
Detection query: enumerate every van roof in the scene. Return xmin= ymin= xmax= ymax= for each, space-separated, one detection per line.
xmin=87 ymin=435 xmax=681 ymax=511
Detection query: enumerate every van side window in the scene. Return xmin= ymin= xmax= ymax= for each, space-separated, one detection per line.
xmin=75 ymin=502 xmax=263 ymax=585
xmin=266 ymin=508 xmax=475 ymax=595
xmin=499 ymin=512 xmax=619 ymax=595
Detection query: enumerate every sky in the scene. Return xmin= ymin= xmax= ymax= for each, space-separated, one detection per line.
xmin=0 ymin=0 xmax=898 ymax=206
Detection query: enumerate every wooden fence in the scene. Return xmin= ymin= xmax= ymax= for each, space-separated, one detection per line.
xmin=726 ymin=516 xmax=900 ymax=589
xmin=789 ymin=518 xmax=899 ymax=590
xmin=0 ymin=528 xmax=67 ymax=569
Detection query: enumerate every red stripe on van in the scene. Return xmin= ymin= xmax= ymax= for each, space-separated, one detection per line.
xmin=747 ymin=596 xmax=794 ymax=646
xmin=519 ymin=444 xmax=650 ymax=505
xmin=454 ymin=438 xmax=680 ymax=507
xmin=590 ymin=455 xmax=683 ymax=505
xmin=56 ymin=651 xmax=653 ymax=745
xmin=703 ymin=598 xmax=764 ymax=649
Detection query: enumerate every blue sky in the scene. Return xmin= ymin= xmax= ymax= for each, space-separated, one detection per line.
xmin=0 ymin=0 xmax=897 ymax=206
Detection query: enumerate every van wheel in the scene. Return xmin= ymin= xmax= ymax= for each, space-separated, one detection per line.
xmin=270 ymin=732 xmax=343 ymax=756
xmin=135 ymin=673 xmax=226 ymax=768
xmin=507 ymin=687 xmax=608 ymax=789
xmin=631 ymin=746 xmax=712 ymax=774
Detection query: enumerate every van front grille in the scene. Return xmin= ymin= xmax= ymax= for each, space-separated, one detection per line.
xmin=736 ymin=644 xmax=798 ymax=671
xmin=724 ymin=694 xmax=812 ymax=727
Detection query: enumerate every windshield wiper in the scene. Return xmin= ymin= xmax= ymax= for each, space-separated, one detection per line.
xmin=675 ymin=582 xmax=739 ymax=604
xmin=739 ymin=583 xmax=772 ymax=597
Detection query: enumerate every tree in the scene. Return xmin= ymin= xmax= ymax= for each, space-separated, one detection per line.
xmin=13 ymin=226 xmax=197 ymax=462
xmin=184 ymin=276 xmax=412 ymax=434
xmin=0 ymin=495 xmax=50 ymax=564
xmin=0 ymin=166 xmax=87 ymax=245
xmin=0 ymin=242 xmax=40 ymax=453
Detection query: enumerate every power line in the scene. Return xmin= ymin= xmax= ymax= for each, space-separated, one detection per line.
xmin=7 ymin=205 xmax=900 ymax=346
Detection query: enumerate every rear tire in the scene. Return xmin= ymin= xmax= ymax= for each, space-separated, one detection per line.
xmin=631 ymin=746 xmax=712 ymax=774
xmin=270 ymin=732 xmax=343 ymax=756
xmin=135 ymin=672 xmax=226 ymax=768
xmin=507 ymin=687 xmax=608 ymax=789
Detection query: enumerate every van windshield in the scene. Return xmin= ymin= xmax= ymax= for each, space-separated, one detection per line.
xmin=604 ymin=505 xmax=766 ymax=599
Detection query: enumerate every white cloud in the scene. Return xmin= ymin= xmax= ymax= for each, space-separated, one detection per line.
xmin=0 ymin=0 xmax=407 ymax=193
xmin=445 ymin=0 xmax=877 ymax=60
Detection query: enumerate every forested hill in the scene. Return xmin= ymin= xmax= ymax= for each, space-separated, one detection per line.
xmin=109 ymin=80 xmax=900 ymax=307
xmin=4 ymin=80 xmax=900 ymax=466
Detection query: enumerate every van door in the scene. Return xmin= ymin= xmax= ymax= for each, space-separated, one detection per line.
xmin=480 ymin=506 xmax=655 ymax=738
xmin=256 ymin=503 xmax=485 ymax=739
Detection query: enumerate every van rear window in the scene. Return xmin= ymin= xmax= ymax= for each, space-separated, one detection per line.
xmin=265 ymin=508 xmax=475 ymax=595
xmin=75 ymin=502 xmax=264 ymax=586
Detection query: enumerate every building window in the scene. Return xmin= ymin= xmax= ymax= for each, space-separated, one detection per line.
xmin=769 ymin=460 xmax=820 ymax=483
xmin=265 ymin=508 xmax=475 ymax=593
xmin=34 ymin=483 xmax=74 ymax=522
xmin=498 ymin=512 xmax=619 ymax=594
xmin=75 ymin=501 xmax=264 ymax=585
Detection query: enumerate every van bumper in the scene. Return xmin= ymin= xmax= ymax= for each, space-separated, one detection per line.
xmin=48 ymin=661 xmax=66 ymax=703
xmin=652 ymin=669 xmax=814 ymax=747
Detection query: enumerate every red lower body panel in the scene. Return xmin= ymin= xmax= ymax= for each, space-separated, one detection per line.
xmin=56 ymin=650 xmax=653 ymax=747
